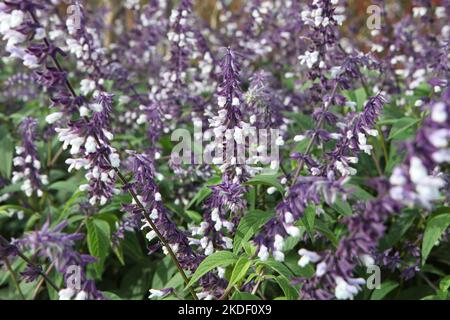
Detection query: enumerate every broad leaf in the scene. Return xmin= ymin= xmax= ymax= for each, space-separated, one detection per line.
xmin=86 ymin=218 xmax=111 ymax=278
xmin=371 ymin=281 xmax=399 ymax=300
xmin=187 ymin=251 xmax=237 ymax=288
xmin=226 ymin=257 xmax=252 ymax=290
xmin=234 ymin=210 xmax=274 ymax=254
xmin=245 ymin=174 xmax=284 ymax=193
xmin=422 ymin=212 xmax=450 ymax=265
xmin=387 ymin=117 xmax=420 ymax=141
xmin=275 ymin=275 xmax=298 ymax=300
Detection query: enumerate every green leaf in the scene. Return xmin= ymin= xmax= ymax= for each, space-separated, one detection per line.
xmin=331 ymin=198 xmax=352 ymax=216
xmin=293 ymin=138 xmax=312 ymax=153
xmin=439 ymin=275 xmax=450 ymax=293
xmin=257 ymin=259 xmax=293 ymax=279
xmin=275 ymin=275 xmax=299 ymax=300
xmin=226 ymin=257 xmax=252 ymax=290
xmin=187 ymin=251 xmax=237 ymax=288
xmin=58 ymin=191 xmax=83 ymax=220
xmin=302 ymin=205 xmax=315 ymax=239
xmin=380 ymin=210 xmax=416 ymax=250
xmin=103 ymin=291 xmax=122 ymax=300
xmin=354 ymin=87 xmax=368 ymax=110
xmin=0 ymin=183 xmax=21 ymax=195
xmin=346 ymin=184 xmax=374 ymax=201
xmin=242 ymin=241 xmax=257 ymax=257
xmin=0 ymin=131 xmax=13 ymax=179
xmin=245 ymin=174 xmax=283 ymax=193
xmin=422 ymin=212 xmax=450 ymax=265
xmin=387 ymin=117 xmax=420 ymax=141
xmin=385 ymin=144 xmax=406 ymax=175
xmin=314 ymin=220 xmax=339 ymax=247
xmin=185 ymin=210 xmax=202 ymax=223
xmin=86 ymin=218 xmax=111 ymax=278
xmin=283 ymin=236 xmax=301 ymax=252
xmin=371 ymin=281 xmax=399 ymax=300
xmin=231 ymin=291 xmax=261 ymax=300
xmin=234 ymin=210 xmax=274 ymax=254
xmin=48 ymin=180 xmax=79 ymax=193
xmin=0 ymin=205 xmax=34 ymax=217
xmin=186 ymin=176 xmax=221 ymax=209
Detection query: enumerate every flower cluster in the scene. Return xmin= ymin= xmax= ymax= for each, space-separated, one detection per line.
xmin=12 ymin=117 xmax=48 ymax=197
xmin=390 ymin=90 xmax=449 ymax=209
xmin=0 ymin=0 xmax=449 ymax=302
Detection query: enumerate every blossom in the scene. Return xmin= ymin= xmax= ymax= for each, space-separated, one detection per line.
xmin=12 ymin=117 xmax=48 ymax=197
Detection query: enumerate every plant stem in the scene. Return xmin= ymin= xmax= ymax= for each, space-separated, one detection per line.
xmin=218 ymin=285 xmax=235 ymax=300
xmin=418 ymin=272 xmax=438 ymax=292
xmin=48 ymin=145 xmax=64 ymax=168
xmin=0 ymin=237 xmax=59 ymax=292
xmin=31 ymin=262 xmax=55 ymax=300
xmin=291 ymin=82 xmax=339 ymax=185
xmin=4 ymin=257 xmax=26 ymax=299
xmin=27 ymin=9 xmax=197 ymax=300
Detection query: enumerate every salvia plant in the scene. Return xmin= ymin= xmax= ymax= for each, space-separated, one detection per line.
xmin=0 ymin=0 xmax=448 ymax=301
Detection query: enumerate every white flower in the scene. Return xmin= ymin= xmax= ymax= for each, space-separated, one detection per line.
xmin=66 ymin=158 xmax=90 ymax=172
xmin=357 ymin=132 xmax=373 ymax=155
xmin=45 ymin=112 xmax=63 ymax=124
xmin=435 ymin=7 xmax=446 ymax=19
xmin=432 ymin=149 xmax=450 ymax=163
xmin=217 ymin=267 xmax=226 ymax=278
xmin=258 ymin=245 xmax=269 ymax=261
xmin=286 ymin=225 xmax=300 ymax=237
xmin=85 ymin=136 xmax=97 ymax=154
xmin=146 ymin=230 xmax=157 ymax=241
xmin=196 ymin=292 xmax=214 ymax=300
xmin=109 ymin=152 xmax=120 ymax=168
xmin=412 ymin=7 xmax=427 ymax=17
xmin=275 ymin=136 xmax=285 ymax=146
xmin=294 ymin=135 xmax=305 ymax=142
xmin=148 ymin=289 xmax=166 ymax=299
xmin=23 ymin=53 xmax=38 ymax=68
xmin=334 ymin=277 xmax=365 ymax=300
xmin=222 ymin=237 xmax=233 ymax=249
xmin=409 ymin=157 xmax=427 ymax=184
xmin=409 ymin=157 xmax=445 ymax=207
xmin=89 ymin=103 xmax=103 ymax=113
xmin=75 ymin=291 xmax=88 ymax=300
xmin=214 ymin=219 xmax=222 ymax=231
xmin=218 ymin=96 xmax=227 ymax=108
xmin=150 ymin=208 xmax=158 ymax=220
xmin=136 ymin=114 xmax=147 ymax=125
xmin=389 ymin=167 xmax=406 ymax=186
xmin=274 ymin=234 xmax=284 ymax=251
xmin=316 ymin=261 xmax=327 ymax=277
xmin=155 ymin=192 xmax=162 ymax=201
xmin=298 ymin=248 xmax=321 ymax=267
xmin=359 ymin=254 xmax=375 ymax=267
xmin=58 ymin=288 xmax=75 ymax=300
xmin=267 ymin=186 xmax=277 ymax=195
xmin=298 ymin=51 xmax=319 ymax=68
xmin=429 ymin=129 xmax=448 ymax=148
xmin=58 ymin=129 xmax=83 ymax=154
xmin=204 ymin=241 xmax=214 ymax=255
xmin=80 ymin=79 xmax=96 ymax=95
xmin=431 ymin=102 xmax=447 ymax=123
xmin=273 ymin=251 xmax=285 ymax=262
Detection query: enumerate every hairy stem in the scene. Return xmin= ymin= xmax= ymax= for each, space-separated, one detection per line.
xmin=0 ymin=237 xmax=59 ymax=292
xmin=291 ymin=82 xmax=339 ymax=185
xmin=27 ymin=9 xmax=197 ymax=300
xmin=4 ymin=257 xmax=26 ymax=299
